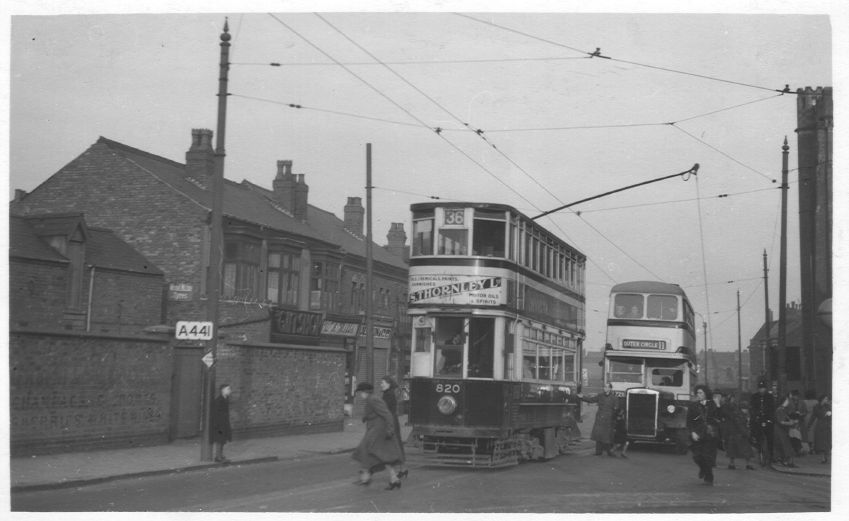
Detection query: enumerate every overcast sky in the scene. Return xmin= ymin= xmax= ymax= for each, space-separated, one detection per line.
xmin=3 ymin=1 xmax=844 ymax=361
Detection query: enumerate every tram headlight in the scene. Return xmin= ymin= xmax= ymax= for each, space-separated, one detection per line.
xmin=437 ymin=395 xmax=458 ymax=415
xmin=666 ymin=404 xmax=676 ymax=414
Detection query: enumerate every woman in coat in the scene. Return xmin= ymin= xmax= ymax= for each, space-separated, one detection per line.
xmin=721 ymin=393 xmax=754 ymax=470
xmin=380 ymin=375 xmax=408 ymax=478
xmin=773 ymin=394 xmax=798 ymax=467
xmin=351 ymin=382 xmax=404 ymax=490
xmin=578 ymin=383 xmax=619 ymax=456
xmin=812 ymin=394 xmax=831 ymax=463
xmin=687 ymin=384 xmax=720 ymax=485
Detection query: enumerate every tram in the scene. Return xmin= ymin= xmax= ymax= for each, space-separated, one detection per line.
xmin=602 ymin=281 xmax=698 ymax=453
xmin=406 ymin=202 xmax=586 ymax=467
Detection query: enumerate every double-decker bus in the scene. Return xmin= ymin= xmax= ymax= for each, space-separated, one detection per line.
xmin=406 ymin=202 xmax=586 ymax=467
xmin=603 ymin=280 xmax=698 ymax=453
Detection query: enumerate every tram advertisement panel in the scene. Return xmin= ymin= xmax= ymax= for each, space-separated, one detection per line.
xmin=409 ymin=272 xmax=505 ymax=306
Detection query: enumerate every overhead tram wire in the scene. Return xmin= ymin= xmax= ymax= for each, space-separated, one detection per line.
xmin=315 ymin=13 xmax=660 ymax=284
xmin=314 ymin=13 xmax=567 ymax=212
xmin=670 ymin=125 xmax=777 ymax=183
xmin=265 ymin=13 xmax=541 ymax=212
xmin=232 ymin=55 xmax=588 ymax=66
xmin=456 ymin=13 xmax=797 ymax=96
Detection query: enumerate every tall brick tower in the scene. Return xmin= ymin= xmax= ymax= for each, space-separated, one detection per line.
xmin=795 ymin=86 xmax=833 ymax=395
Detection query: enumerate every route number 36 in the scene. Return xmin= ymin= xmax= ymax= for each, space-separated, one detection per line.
xmin=435 ymin=383 xmax=461 ymax=393
xmin=443 ymin=209 xmax=464 ymax=226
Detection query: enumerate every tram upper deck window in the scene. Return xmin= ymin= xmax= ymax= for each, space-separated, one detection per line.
xmin=438 ymin=208 xmax=468 ymax=255
xmin=472 ymin=209 xmax=506 ymax=257
xmin=614 ymin=294 xmax=644 ymax=318
xmin=608 ymin=358 xmax=644 ymax=384
xmin=412 ymin=210 xmax=434 ymax=256
xmin=647 ymin=294 xmax=678 ymax=320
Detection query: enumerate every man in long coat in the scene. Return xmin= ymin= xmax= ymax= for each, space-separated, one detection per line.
xmin=749 ymin=379 xmax=775 ymax=464
xmin=578 ymin=383 xmax=619 ymax=456
xmin=352 ymin=382 xmax=404 ymax=489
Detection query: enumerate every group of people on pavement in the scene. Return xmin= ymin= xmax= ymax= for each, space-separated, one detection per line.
xmin=577 ymin=379 xmax=831 ymax=489
xmin=686 ymin=379 xmax=831 ymax=487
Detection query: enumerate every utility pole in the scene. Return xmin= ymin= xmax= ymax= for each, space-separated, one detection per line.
xmin=365 ymin=143 xmax=374 ymax=385
xmin=702 ymin=320 xmax=709 ymax=386
xmin=202 ymin=19 xmax=230 ymax=462
xmin=777 ymin=137 xmax=790 ymax=397
xmin=737 ymin=289 xmax=743 ymax=391
xmin=762 ymin=250 xmax=771 ymax=385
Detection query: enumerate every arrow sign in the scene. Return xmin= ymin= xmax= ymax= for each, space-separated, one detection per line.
xmin=201 ymin=352 xmax=215 ymax=367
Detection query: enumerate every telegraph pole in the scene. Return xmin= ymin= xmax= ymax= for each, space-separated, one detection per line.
xmin=777 ymin=137 xmax=790 ymax=397
xmin=737 ymin=289 xmax=743 ymax=391
xmin=762 ymin=250 xmax=771 ymax=385
xmin=201 ymin=19 xmax=230 ymax=462
xmin=365 ymin=143 xmax=374 ymax=385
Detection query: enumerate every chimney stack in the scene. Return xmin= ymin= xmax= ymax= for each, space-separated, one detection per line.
xmin=386 ymin=222 xmax=408 ymax=260
xmin=344 ymin=197 xmax=364 ymax=236
xmin=272 ymin=160 xmax=308 ymax=221
xmin=13 ymin=189 xmax=27 ymax=203
xmin=185 ymin=129 xmax=214 ymax=188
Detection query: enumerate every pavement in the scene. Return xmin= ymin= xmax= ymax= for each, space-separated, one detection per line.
xmin=9 ymin=407 xmax=830 ymax=493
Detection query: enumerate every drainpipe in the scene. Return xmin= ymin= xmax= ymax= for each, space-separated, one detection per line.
xmin=86 ymin=265 xmax=96 ymax=332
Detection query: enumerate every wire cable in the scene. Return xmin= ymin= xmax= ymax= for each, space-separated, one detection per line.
xmin=670 ymin=124 xmax=777 ymax=183
xmin=232 ymin=55 xmax=589 ymax=66
xmin=457 ymin=13 xmax=796 ymax=95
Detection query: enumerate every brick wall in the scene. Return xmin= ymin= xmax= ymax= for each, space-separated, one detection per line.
xmin=89 ymin=269 xmax=165 ymax=334
xmin=9 ymin=331 xmax=173 ymax=455
xmin=215 ymin=342 xmax=347 ymax=438
xmin=8 ymin=260 xmax=69 ymax=330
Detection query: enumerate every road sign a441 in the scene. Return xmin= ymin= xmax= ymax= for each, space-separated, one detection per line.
xmin=175 ymin=321 xmax=214 ymax=340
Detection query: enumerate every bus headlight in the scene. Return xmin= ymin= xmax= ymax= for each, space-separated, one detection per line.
xmin=437 ymin=395 xmax=458 ymax=415
xmin=666 ymin=404 xmax=676 ymax=414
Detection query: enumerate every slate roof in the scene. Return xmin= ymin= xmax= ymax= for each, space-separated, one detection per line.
xmin=9 ymin=215 xmax=69 ymax=263
xmin=97 ymin=137 xmax=407 ymax=270
xmin=9 ymin=213 xmax=163 ymax=276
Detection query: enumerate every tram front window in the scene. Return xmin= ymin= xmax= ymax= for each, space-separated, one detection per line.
xmin=468 ymin=317 xmax=494 ymax=378
xmin=435 ymin=317 xmax=464 ymax=376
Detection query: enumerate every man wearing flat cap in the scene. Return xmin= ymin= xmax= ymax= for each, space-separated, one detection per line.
xmin=749 ymin=379 xmax=775 ymax=465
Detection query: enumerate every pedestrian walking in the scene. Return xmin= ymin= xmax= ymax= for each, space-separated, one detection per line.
xmin=687 ymin=384 xmax=720 ymax=486
xmin=721 ymin=393 xmax=755 ymax=470
xmin=380 ymin=375 xmax=408 ymax=479
xmin=711 ymin=390 xmax=726 ymax=468
xmin=812 ymin=394 xmax=831 ymax=464
xmin=351 ymin=382 xmax=404 ymax=490
xmin=211 ymin=383 xmax=232 ymax=463
xmin=773 ymin=394 xmax=798 ymax=468
xmin=577 ymin=382 xmax=619 ymax=456
xmin=749 ymin=379 xmax=775 ymax=465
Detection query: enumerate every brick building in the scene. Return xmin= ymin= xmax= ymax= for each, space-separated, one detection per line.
xmin=10 ymin=129 xmax=410 ymax=449
xmin=747 ymin=303 xmax=805 ymax=394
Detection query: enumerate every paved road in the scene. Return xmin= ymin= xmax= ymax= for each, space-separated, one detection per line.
xmin=11 ymin=443 xmax=830 ymax=513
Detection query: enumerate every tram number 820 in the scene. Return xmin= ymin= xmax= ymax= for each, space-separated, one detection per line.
xmin=435 ymin=383 xmax=461 ymax=394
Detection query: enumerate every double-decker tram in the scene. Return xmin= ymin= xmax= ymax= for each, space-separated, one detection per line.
xmin=406 ymin=202 xmax=586 ymax=467
xmin=603 ymin=281 xmax=698 ymax=453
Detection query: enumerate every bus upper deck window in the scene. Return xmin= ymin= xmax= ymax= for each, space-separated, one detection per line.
xmin=647 ymin=294 xmax=678 ymax=320
xmin=614 ymin=294 xmax=643 ymax=318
